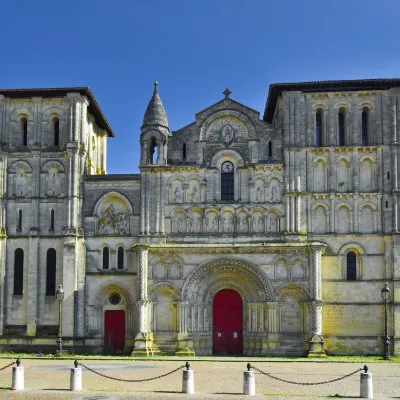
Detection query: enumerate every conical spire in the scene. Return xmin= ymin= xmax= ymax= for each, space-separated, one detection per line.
xmin=142 ymin=81 xmax=169 ymax=130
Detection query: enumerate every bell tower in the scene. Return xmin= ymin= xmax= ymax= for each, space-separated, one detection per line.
xmin=140 ymin=81 xmax=169 ymax=166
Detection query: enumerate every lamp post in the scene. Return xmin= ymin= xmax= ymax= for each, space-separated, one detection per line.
xmin=56 ymin=284 xmax=64 ymax=356
xmin=381 ymin=282 xmax=390 ymax=360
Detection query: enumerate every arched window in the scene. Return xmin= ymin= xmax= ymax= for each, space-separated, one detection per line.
xmin=50 ymin=209 xmax=55 ymax=230
xmin=21 ymin=118 xmax=28 ymax=146
xmin=53 ymin=117 xmax=60 ymax=146
xmin=221 ymin=161 xmax=234 ymax=201
xmin=268 ymin=141 xmax=272 ymax=158
xmin=103 ymin=247 xmax=109 ymax=270
xmin=150 ymin=137 xmax=158 ymax=165
xmin=361 ymin=108 xmax=369 ymax=146
xmin=338 ymin=108 xmax=346 ymax=146
xmin=14 ymin=249 xmax=24 ymax=295
xmin=17 ymin=209 xmax=22 ymax=231
xmin=117 ymin=247 xmax=124 ymax=270
xmin=182 ymin=143 xmax=186 ymax=161
xmin=346 ymin=251 xmax=357 ymax=280
xmin=316 ymin=109 xmax=323 ymax=147
xmin=46 ymin=249 xmax=56 ymax=295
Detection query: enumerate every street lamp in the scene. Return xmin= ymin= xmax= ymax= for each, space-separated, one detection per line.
xmin=56 ymin=284 xmax=64 ymax=356
xmin=381 ymin=282 xmax=390 ymax=360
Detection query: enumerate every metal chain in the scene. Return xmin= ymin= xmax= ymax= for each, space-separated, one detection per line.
xmin=0 ymin=362 xmax=15 ymax=372
xmin=79 ymin=363 xmax=185 ymax=383
xmin=251 ymin=366 xmax=363 ymax=386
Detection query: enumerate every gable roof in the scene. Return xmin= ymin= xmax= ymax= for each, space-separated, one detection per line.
xmin=0 ymin=86 xmax=114 ymax=137
xmin=263 ymin=78 xmax=400 ymax=124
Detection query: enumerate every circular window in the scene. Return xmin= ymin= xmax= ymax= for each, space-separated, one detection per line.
xmin=108 ymin=293 xmax=121 ymax=305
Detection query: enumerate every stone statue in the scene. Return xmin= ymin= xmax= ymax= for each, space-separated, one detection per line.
xmin=207 ymin=216 xmax=217 ymax=233
xmin=176 ymin=216 xmax=184 ymax=233
xmin=222 ymin=124 xmax=234 ymax=146
xmin=239 ymin=215 xmax=247 ymax=232
xmin=258 ymin=217 xmax=264 ymax=232
xmin=267 ymin=214 xmax=277 ymax=232
xmin=256 ymin=186 xmax=264 ymax=202
xmin=271 ymin=185 xmax=279 ymax=202
xmin=174 ymin=187 xmax=181 ymax=203
xmin=190 ymin=186 xmax=198 ymax=203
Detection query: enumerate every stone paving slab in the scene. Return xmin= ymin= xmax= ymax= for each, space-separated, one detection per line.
xmin=0 ymin=359 xmax=397 ymax=399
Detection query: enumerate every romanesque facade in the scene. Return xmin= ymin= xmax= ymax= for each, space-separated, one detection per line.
xmin=0 ymin=79 xmax=399 ymax=356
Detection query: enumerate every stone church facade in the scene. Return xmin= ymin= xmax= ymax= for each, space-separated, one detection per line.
xmin=0 ymin=79 xmax=399 ymax=356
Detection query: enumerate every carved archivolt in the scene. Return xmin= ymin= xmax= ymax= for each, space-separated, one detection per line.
xmin=148 ymin=282 xmax=181 ymax=301
xmin=275 ymin=284 xmax=311 ymax=302
xmin=8 ymin=160 xmax=33 ymax=174
xmin=41 ymin=160 xmax=65 ymax=173
xmin=181 ymin=258 xmax=274 ymax=302
xmin=90 ymin=281 xmax=135 ymax=306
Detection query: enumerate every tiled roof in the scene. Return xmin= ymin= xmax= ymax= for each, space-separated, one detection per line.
xmin=263 ymin=78 xmax=400 ymax=124
xmin=142 ymin=82 xmax=169 ymax=130
xmin=0 ymin=87 xmax=115 ymax=137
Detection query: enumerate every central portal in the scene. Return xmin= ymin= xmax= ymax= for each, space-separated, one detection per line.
xmin=212 ymin=289 xmax=243 ymax=355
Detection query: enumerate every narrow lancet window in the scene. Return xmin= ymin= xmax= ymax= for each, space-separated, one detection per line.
xmin=316 ymin=110 xmax=322 ymax=147
xmin=346 ymin=251 xmax=357 ymax=280
xmin=362 ymin=108 xmax=369 ymax=146
xmin=21 ymin=118 xmax=28 ymax=146
xmin=338 ymin=109 xmax=346 ymax=146
xmin=53 ymin=118 xmax=60 ymax=146
xmin=103 ymin=247 xmax=109 ymax=270
xmin=17 ymin=209 xmax=22 ymax=231
xmin=183 ymin=143 xmax=186 ymax=161
xmin=117 ymin=247 xmax=124 ymax=269
xmin=14 ymin=249 xmax=24 ymax=295
xmin=50 ymin=209 xmax=55 ymax=230
xmin=268 ymin=141 xmax=272 ymax=157
xmin=221 ymin=161 xmax=234 ymax=201
xmin=46 ymin=249 xmax=56 ymax=295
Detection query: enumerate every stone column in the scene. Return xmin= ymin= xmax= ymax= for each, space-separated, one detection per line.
xmin=132 ymin=245 xmax=159 ymax=356
xmin=27 ymin=236 xmax=39 ymax=336
xmin=308 ymin=245 xmax=326 ymax=356
xmin=263 ymin=302 xmax=279 ymax=354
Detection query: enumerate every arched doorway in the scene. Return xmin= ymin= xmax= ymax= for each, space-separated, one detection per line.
xmin=212 ymin=289 xmax=243 ymax=355
xmin=104 ymin=310 xmax=125 ymax=354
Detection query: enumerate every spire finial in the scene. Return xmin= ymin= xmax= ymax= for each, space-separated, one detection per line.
xmin=223 ymin=88 xmax=232 ymax=99
xmin=153 ymin=80 xmax=158 ymax=93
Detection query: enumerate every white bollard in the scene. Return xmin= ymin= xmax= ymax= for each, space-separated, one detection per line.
xmin=12 ymin=358 xmax=24 ymax=391
xmin=70 ymin=361 xmax=82 ymax=391
xmin=360 ymin=365 xmax=373 ymax=399
xmin=182 ymin=363 xmax=194 ymax=394
xmin=243 ymin=364 xmax=255 ymax=396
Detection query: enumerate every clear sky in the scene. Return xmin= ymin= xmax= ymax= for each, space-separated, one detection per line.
xmin=1 ymin=0 xmax=399 ymax=173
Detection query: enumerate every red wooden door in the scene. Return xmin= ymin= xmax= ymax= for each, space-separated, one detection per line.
xmin=213 ymin=289 xmax=243 ymax=354
xmin=104 ymin=310 xmax=125 ymax=354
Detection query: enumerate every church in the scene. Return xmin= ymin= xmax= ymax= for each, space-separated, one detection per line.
xmin=0 ymin=78 xmax=399 ymax=356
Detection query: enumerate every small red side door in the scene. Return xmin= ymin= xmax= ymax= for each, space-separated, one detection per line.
xmin=213 ymin=289 xmax=243 ymax=354
xmin=104 ymin=310 xmax=125 ymax=354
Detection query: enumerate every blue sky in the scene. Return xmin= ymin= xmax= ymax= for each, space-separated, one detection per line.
xmin=1 ymin=0 xmax=399 ymax=173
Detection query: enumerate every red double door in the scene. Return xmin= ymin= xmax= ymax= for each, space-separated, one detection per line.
xmin=104 ymin=310 xmax=125 ymax=354
xmin=212 ymin=289 xmax=243 ymax=355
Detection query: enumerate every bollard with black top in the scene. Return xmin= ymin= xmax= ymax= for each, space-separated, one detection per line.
xmin=12 ymin=357 xmax=24 ymax=390
xmin=182 ymin=362 xmax=194 ymax=394
xmin=360 ymin=365 xmax=373 ymax=399
xmin=243 ymin=363 xmax=255 ymax=396
xmin=70 ymin=360 xmax=82 ymax=391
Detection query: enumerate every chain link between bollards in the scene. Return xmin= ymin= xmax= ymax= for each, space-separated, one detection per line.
xmin=0 ymin=362 xmax=15 ymax=372
xmin=79 ymin=362 xmax=185 ymax=383
xmin=250 ymin=364 xmax=364 ymax=386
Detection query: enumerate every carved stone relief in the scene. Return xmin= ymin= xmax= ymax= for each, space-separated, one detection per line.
xmin=97 ymin=195 xmax=130 ymax=235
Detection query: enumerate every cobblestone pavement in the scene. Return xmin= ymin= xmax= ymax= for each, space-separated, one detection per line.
xmin=0 ymin=359 xmax=397 ymax=399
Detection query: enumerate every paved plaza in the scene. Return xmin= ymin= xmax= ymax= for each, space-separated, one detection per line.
xmin=0 ymin=358 xmax=397 ymax=399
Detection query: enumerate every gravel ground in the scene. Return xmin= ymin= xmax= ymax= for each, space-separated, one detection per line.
xmin=0 ymin=359 xmax=396 ymax=399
